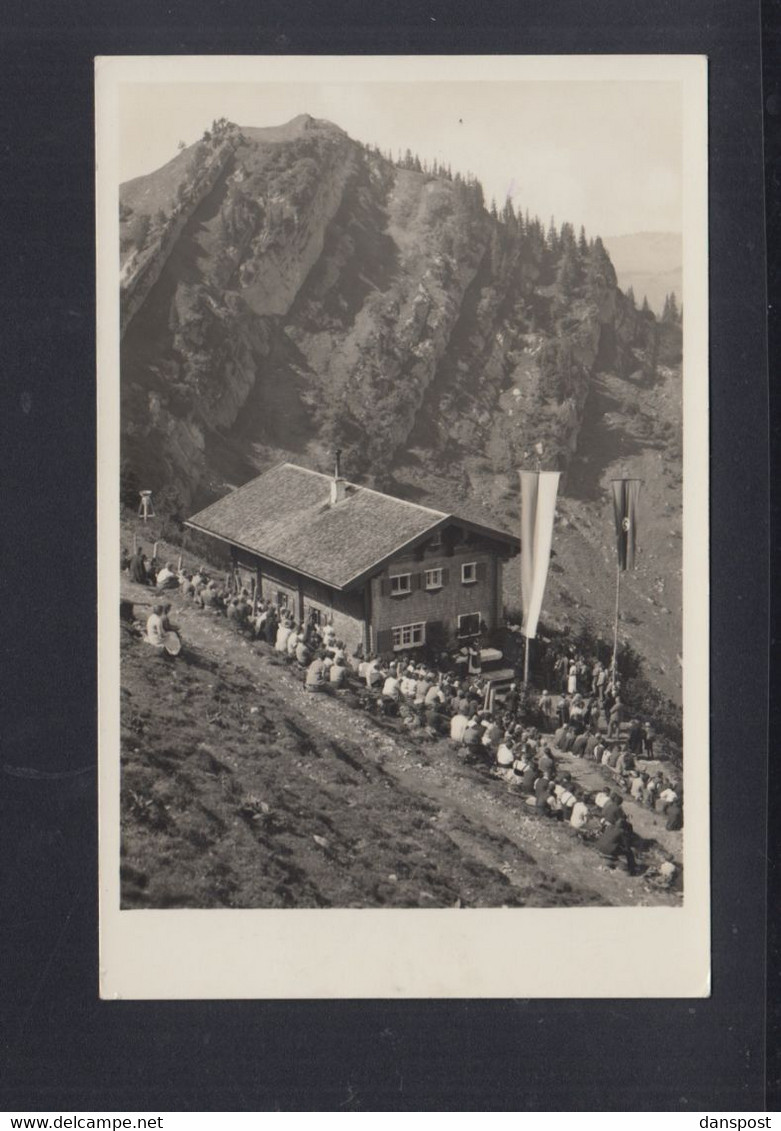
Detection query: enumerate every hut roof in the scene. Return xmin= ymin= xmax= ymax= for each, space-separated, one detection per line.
xmin=186 ymin=463 xmax=519 ymax=591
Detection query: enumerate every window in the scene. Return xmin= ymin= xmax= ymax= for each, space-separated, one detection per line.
xmin=458 ymin=612 xmax=481 ymax=638
xmin=424 ymin=568 xmax=443 ymax=590
xmin=390 ymin=573 xmax=412 ymax=595
xmin=306 ymin=606 xmax=324 ymax=626
xmin=276 ymin=590 xmax=289 ymax=608
xmin=428 ymin=531 xmax=443 ymax=551
xmin=461 ymin=561 xmax=477 ymax=584
xmin=392 ymin=622 xmax=426 ymax=650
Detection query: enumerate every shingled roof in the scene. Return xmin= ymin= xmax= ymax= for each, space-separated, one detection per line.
xmin=186 ymin=463 xmax=519 ymax=591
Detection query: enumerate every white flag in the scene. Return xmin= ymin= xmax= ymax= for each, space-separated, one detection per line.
xmin=520 ymin=470 xmax=560 ymax=639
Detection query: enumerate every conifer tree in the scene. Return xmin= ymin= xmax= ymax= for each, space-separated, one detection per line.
xmin=663 ymin=291 xmax=680 ymax=323
xmin=626 ymin=285 xmax=636 ymax=308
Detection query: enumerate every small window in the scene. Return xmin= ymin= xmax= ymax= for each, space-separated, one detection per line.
xmin=392 ymin=622 xmax=426 ymax=649
xmin=390 ymin=573 xmax=412 ymax=595
xmin=461 ymin=562 xmax=477 ymax=584
xmin=276 ymin=590 xmax=289 ymax=608
xmin=306 ymin=606 xmax=324 ymax=626
xmin=428 ymin=531 xmax=443 ymax=551
xmin=424 ymin=568 xmax=443 ymax=590
xmin=458 ymin=612 xmax=481 ymax=638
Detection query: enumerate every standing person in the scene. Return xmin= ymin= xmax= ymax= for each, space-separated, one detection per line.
xmin=608 ymin=696 xmax=623 ymax=737
xmin=643 ymin=721 xmax=656 ymax=757
xmin=538 ymin=689 xmax=554 ymax=731
xmin=567 ymin=662 xmax=578 ymax=696
xmin=275 ymin=618 xmax=292 ymax=653
xmin=627 ymin=718 xmax=644 ymax=756
xmin=128 ymin=548 xmax=148 ymax=585
xmin=263 ymin=608 xmax=279 ymax=646
xmin=596 ymin=663 xmax=607 ymax=703
xmin=554 ymin=654 xmax=569 ymax=693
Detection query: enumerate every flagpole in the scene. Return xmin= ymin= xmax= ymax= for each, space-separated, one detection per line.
xmin=612 ymin=563 xmax=621 ymax=687
xmin=523 ymin=634 xmax=530 ymax=685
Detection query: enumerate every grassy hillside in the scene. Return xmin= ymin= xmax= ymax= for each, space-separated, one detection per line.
xmin=119 ymin=564 xmax=682 ymax=909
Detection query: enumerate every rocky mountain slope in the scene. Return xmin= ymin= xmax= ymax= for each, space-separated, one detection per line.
xmin=119 ymin=115 xmax=683 ymax=701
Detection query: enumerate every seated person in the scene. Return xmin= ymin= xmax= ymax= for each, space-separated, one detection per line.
xmin=665 ymin=797 xmax=683 ymax=831
xmin=496 ymin=735 xmax=515 ymax=767
xmin=382 ymin=669 xmax=401 ymax=702
xmin=329 ymin=657 xmax=347 ymax=687
xmin=365 ymin=657 xmax=383 ymax=689
xmin=601 ymin=792 xmax=625 ymax=825
xmin=295 ymin=637 xmax=311 ymax=666
xmin=144 ymin=605 xmax=166 ymax=647
xmin=538 ymin=746 xmax=556 ymax=778
xmin=595 ymin=817 xmax=637 ymax=875
xmin=179 ymin=572 xmax=195 ymax=598
xmin=156 ymin=561 xmax=179 ymax=590
xmin=630 ymin=772 xmax=648 ymax=801
xmin=425 ymin=681 xmax=445 ymax=707
xmin=534 ymin=775 xmax=554 ymax=815
xmin=615 ymin=748 xmax=636 ymax=774
xmin=424 ymin=704 xmax=448 ymax=736
xmin=569 ymin=792 xmax=591 ymax=831
xmin=450 ymin=710 xmax=469 ymax=745
xmin=461 ymin=714 xmax=484 ymax=756
xmin=305 ymin=655 xmax=325 ymax=691
xmin=481 ymin=715 xmax=503 ymax=755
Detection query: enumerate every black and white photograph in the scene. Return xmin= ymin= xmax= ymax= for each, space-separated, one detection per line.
xmin=97 ymin=54 xmax=709 ymax=998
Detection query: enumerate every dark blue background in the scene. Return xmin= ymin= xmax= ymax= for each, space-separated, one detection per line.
xmin=0 ymin=0 xmax=770 ymax=1111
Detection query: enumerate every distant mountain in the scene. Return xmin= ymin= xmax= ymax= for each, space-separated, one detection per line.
xmin=602 ymin=231 xmax=682 ymax=317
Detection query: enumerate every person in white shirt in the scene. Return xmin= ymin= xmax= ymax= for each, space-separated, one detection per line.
xmin=155 ymin=562 xmax=178 ymax=590
xmin=286 ymin=628 xmax=300 ymax=656
xmin=425 ymin=683 xmax=445 ymax=707
xmin=570 ymin=797 xmax=590 ymax=830
xmin=450 ymin=710 xmax=469 ymax=744
xmin=275 ymin=621 xmax=292 ymax=653
xmin=145 ymin=605 xmax=166 ymax=647
xmin=630 ymin=774 xmax=647 ymax=800
xmin=382 ymin=672 xmax=400 ymax=701
xmin=496 ymin=736 xmax=515 ymax=766
xmin=400 ymin=667 xmax=417 ymax=698
xmin=365 ymin=658 xmax=382 ymax=689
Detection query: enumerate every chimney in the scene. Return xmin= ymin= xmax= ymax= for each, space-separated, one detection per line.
xmin=330 ymin=448 xmax=347 ymax=504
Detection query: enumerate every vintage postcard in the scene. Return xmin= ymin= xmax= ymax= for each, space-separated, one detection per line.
xmin=97 ymin=54 xmax=709 ymax=997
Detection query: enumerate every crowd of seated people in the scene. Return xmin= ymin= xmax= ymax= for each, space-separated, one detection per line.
xmin=122 ymin=545 xmax=682 ymax=887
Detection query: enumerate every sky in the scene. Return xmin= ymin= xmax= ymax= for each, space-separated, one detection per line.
xmin=118 ymin=79 xmax=682 ymax=240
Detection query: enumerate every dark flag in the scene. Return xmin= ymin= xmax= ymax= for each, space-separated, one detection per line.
xmin=611 ymin=479 xmax=641 ymax=570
